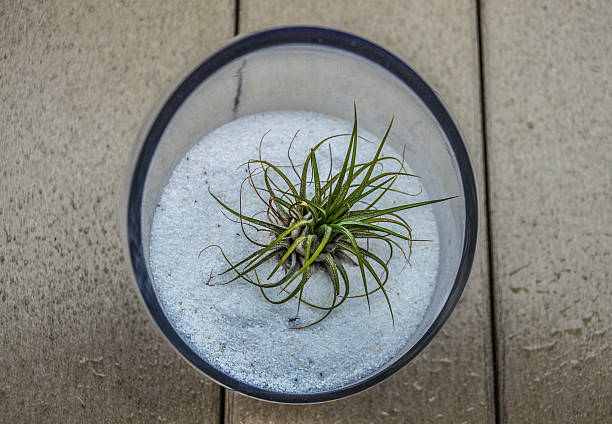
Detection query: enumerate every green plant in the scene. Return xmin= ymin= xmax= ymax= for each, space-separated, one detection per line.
xmin=205 ymin=105 xmax=453 ymax=329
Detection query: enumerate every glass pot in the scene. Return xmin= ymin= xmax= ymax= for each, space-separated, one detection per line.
xmin=121 ymin=27 xmax=478 ymax=403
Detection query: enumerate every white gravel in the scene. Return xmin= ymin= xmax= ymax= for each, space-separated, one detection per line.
xmin=149 ymin=110 xmax=440 ymax=393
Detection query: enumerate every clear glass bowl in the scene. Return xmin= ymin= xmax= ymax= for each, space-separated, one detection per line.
xmin=121 ymin=27 xmax=478 ymax=403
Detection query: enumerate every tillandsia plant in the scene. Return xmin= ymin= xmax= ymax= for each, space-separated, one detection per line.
xmin=204 ymin=105 xmax=453 ymax=329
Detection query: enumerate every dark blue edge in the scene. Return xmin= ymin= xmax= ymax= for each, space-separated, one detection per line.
xmin=127 ymin=26 xmax=478 ymax=404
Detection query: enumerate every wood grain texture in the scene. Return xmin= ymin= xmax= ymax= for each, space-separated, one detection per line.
xmin=481 ymin=1 xmax=612 ymax=421
xmin=228 ymin=1 xmax=495 ymax=422
xmin=0 ymin=1 xmax=233 ymax=422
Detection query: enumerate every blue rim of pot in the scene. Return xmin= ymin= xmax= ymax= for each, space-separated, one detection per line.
xmin=125 ymin=26 xmax=478 ymax=404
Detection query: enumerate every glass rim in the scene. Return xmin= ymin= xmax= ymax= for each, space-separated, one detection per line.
xmin=122 ymin=26 xmax=478 ymax=404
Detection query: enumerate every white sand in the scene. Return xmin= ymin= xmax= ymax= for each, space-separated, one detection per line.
xmin=149 ymin=111 xmax=439 ymax=393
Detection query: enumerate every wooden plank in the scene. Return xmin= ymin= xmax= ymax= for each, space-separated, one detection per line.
xmin=481 ymin=1 xmax=612 ymax=421
xmin=0 ymin=1 xmax=234 ymax=422
xmin=226 ymin=1 xmax=495 ymax=422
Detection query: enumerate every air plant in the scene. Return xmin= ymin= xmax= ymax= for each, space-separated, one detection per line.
xmin=205 ymin=105 xmax=453 ymax=329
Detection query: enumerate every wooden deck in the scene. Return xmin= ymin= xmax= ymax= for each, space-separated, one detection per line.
xmin=1 ymin=1 xmax=609 ymax=422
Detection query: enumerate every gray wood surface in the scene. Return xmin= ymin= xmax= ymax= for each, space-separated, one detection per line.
xmin=2 ymin=0 xmax=610 ymax=422
xmin=0 ymin=1 xmax=234 ymax=422
xmin=481 ymin=1 xmax=612 ymax=421
xmin=226 ymin=1 xmax=495 ymax=422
